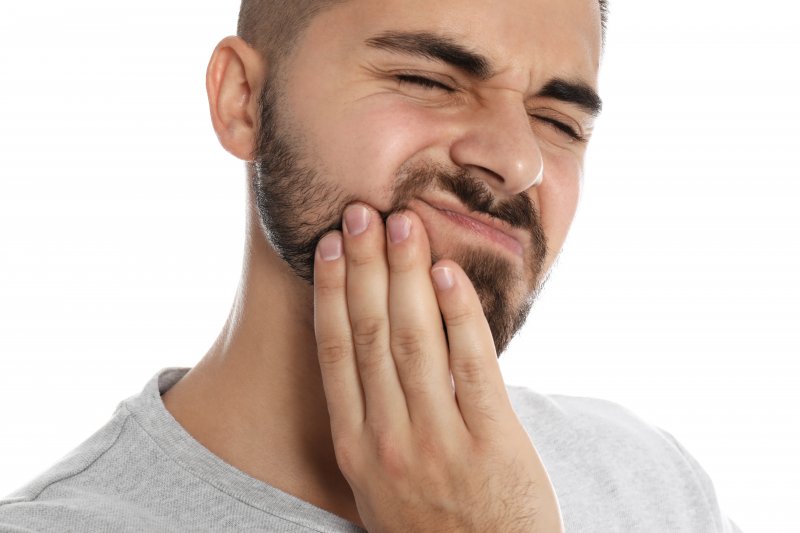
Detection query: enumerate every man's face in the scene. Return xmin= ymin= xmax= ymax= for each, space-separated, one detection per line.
xmin=252 ymin=0 xmax=602 ymax=354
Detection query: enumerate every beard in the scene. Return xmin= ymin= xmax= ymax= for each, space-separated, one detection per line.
xmin=251 ymin=80 xmax=548 ymax=355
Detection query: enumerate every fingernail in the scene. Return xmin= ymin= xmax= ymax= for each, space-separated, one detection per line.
xmin=387 ymin=214 xmax=411 ymax=243
xmin=318 ymin=233 xmax=343 ymax=261
xmin=432 ymin=267 xmax=455 ymax=290
xmin=344 ymin=204 xmax=370 ymax=236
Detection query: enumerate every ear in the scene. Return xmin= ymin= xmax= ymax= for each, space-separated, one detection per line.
xmin=206 ymin=36 xmax=267 ymax=161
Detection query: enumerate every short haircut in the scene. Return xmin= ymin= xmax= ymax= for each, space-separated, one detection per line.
xmin=238 ymin=1 xmax=609 ymax=65
xmin=237 ymin=0 xmax=344 ymax=67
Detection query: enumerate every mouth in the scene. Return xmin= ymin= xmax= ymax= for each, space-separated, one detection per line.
xmin=413 ymin=198 xmax=525 ymax=258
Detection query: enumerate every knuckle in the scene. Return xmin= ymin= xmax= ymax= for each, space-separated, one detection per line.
xmin=348 ymin=249 xmax=383 ymax=268
xmin=316 ymin=338 xmax=353 ymax=367
xmin=314 ymin=279 xmax=345 ymax=296
xmin=415 ymin=431 xmax=443 ymax=463
xmin=444 ymin=306 xmax=476 ymax=329
xmin=373 ymin=430 xmax=407 ymax=479
xmin=388 ymin=254 xmax=416 ymax=274
xmin=332 ymin=434 xmax=359 ymax=478
xmin=351 ymin=316 xmax=387 ymax=350
xmin=454 ymin=356 xmax=485 ymax=384
xmin=390 ymin=326 xmax=426 ymax=357
xmin=453 ymin=358 xmax=493 ymax=400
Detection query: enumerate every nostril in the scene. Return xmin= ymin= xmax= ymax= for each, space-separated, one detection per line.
xmin=468 ymin=165 xmax=505 ymax=185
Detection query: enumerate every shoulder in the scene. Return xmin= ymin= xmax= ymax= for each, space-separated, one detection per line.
xmin=506 ymin=385 xmax=706 ymax=481
xmin=507 ymin=385 xmax=685 ymax=453
xmin=505 ymin=386 xmax=737 ymax=532
xmin=0 ymin=404 xmax=144 ymax=532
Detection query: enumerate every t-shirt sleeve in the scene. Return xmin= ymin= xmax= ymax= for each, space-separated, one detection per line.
xmin=657 ymin=429 xmax=743 ymax=532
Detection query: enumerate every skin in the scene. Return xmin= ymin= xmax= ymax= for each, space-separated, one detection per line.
xmin=163 ymin=0 xmax=601 ymax=529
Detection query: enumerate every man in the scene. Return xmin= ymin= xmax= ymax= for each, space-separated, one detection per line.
xmin=0 ymin=0 xmax=740 ymax=531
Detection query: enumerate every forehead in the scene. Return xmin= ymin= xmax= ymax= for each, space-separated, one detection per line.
xmin=308 ymin=0 xmax=602 ymax=88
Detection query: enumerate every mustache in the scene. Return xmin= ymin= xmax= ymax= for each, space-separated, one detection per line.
xmin=388 ymin=164 xmax=538 ymax=231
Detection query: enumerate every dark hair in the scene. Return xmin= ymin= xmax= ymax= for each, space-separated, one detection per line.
xmin=238 ymin=1 xmax=609 ymax=64
xmin=237 ymin=0 xmax=344 ymax=67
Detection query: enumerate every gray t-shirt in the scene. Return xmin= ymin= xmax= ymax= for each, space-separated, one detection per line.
xmin=1 ymin=368 xmax=740 ymax=532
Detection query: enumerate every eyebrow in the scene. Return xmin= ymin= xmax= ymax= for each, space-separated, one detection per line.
xmin=365 ymin=31 xmax=494 ymax=80
xmin=537 ymin=78 xmax=603 ymax=117
xmin=365 ymin=30 xmax=602 ymax=117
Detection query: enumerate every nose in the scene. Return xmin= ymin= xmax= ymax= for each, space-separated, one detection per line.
xmin=449 ymin=97 xmax=544 ymax=197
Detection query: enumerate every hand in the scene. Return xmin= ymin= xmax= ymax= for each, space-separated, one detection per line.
xmin=313 ymin=203 xmax=563 ymax=533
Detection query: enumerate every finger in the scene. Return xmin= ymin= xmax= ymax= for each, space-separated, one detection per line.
xmin=342 ymin=203 xmax=408 ymax=426
xmin=314 ymin=231 xmax=365 ymax=434
xmin=385 ymin=211 xmax=460 ymax=427
xmin=430 ymin=260 xmax=513 ymax=435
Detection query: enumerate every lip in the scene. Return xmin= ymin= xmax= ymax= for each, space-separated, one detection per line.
xmin=414 ymin=198 xmax=526 ymax=258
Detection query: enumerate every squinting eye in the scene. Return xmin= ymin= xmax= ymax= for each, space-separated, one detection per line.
xmin=395 ymin=74 xmax=454 ymax=92
xmin=532 ymin=115 xmax=586 ymax=143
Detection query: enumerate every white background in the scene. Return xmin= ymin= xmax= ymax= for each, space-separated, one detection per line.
xmin=1 ymin=2 xmax=798 ymax=531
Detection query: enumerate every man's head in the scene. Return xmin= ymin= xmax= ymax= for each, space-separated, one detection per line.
xmin=237 ymin=1 xmax=608 ymax=68
xmin=210 ymin=0 xmax=604 ymax=354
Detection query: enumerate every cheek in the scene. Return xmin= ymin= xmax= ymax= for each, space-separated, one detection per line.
xmin=304 ymin=98 xmax=447 ymax=210
xmin=538 ymin=152 xmax=582 ymax=268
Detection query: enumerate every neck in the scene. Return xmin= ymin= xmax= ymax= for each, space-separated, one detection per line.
xmin=162 ymin=194 xmax=361 ymax=526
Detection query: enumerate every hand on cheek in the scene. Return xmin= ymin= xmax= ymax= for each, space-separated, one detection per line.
xmin=313 ymin=203 xmax=563 ymax=532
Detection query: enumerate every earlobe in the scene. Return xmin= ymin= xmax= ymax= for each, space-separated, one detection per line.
xmin=206 ymin=36 xmax=266 ymax=161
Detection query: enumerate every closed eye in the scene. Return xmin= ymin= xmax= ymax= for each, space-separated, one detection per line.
xmin=532 ymin=115 xmax=586 ymax=143
xmin=395 ymin=74 xmax=455 ymax=92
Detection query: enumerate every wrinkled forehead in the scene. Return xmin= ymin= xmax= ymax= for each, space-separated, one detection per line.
xmin=312 ymin=0 xmax=602 ymax=89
